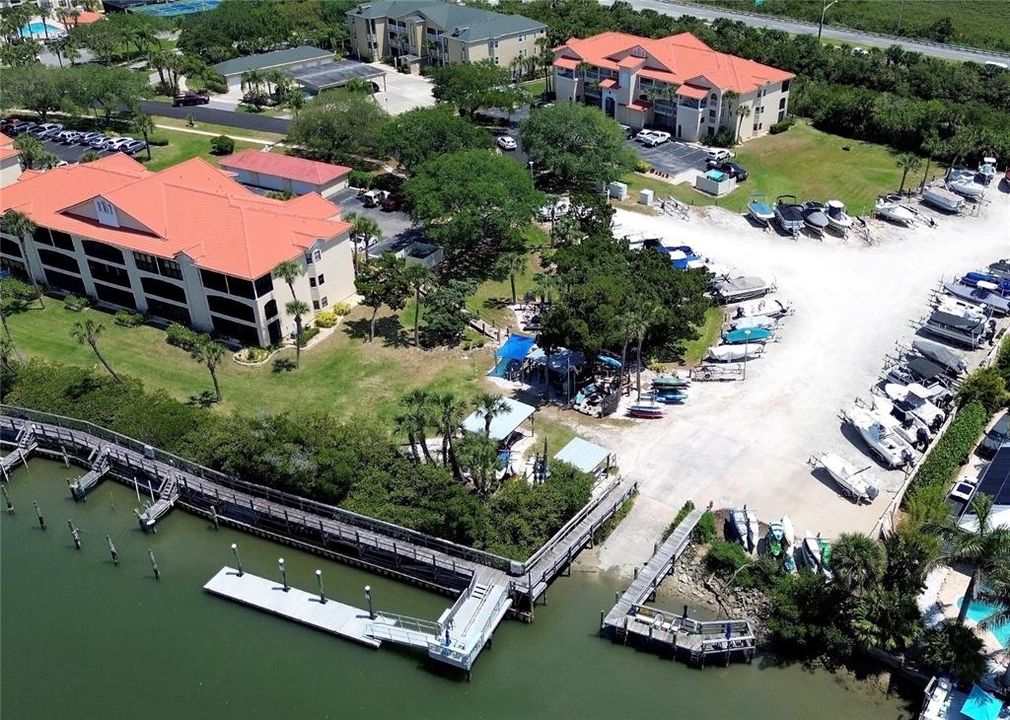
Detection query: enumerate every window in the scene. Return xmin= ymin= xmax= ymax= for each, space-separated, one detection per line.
xmin=1 ymin=237 xmax=22 ymax=257
xmin=38 ymin=248 xmax=81 ymax=274
xmin=710 ymin=93 xmax=717 ymax=101
xmin=317 ymin=274 xmax=325 ymax=285
xmin=781 ymin=80 xmax=791 ymax=92
xmin=49 ymin=229 xmax=74 ymax=251
xmin=200 ymin=269 xmax=228 ymax=293
xmin=88 ymin=260 xmax=131 ymax=288
xmin=321 ymin=297 xmax=328 ymax=308
xmin=157 ymin=257 xmax=182 ymax=280
xmin=304 ymin=253 xmax=313 ymax=265
xmin=779 ymin=97 xmax=787 ymax=110
xmin=141 ymin=276 xmax=187 ymax=304
xmin=778 ymin=109 xmax=786 ymax=121
xmin=309 ymin=276 xmax=317 ymax=288
xmin=81 ymin=240 xmax=124 ymax=264
xmin=146 ymin=298 xmax=190 ymax=325
xmin=44 ymin=268 xmax=86 ymax=295
xmin=207 ymin=295 xmax=256 ymax=323
xmin=133 ymin=252 xmax=158 ymax=273
xmin=31 ymin=227 xmax=52 ymax=245
xmin=210 ymin=316 xmax=259 ymax=346
xmin=312 ymin=299 xmax=320 ymax=310
xmin=265 ymin=299 xmax=278 ymax=319
xmin=93 ymin=283 xmax=136 ymax=309
xmin=254 ymin=273 xmax=273 ymax=297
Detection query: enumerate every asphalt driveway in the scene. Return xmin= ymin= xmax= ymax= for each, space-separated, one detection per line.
xmin=331 ymin=187 xmax=422 ymax=256
xmin=631 ymin=138 xmax=710 ymax=177
xmin=40 ymin=139 xmax=116 ymax=164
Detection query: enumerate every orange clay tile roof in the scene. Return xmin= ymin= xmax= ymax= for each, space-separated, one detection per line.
xmin=1 ymin=155 xmax=350 ymax=280
xmin=0 ymin=132 xmax=13 ymax=146
xmin=617 ymin=54 xmax=645 ymax=69
xmin=219 ymin=149 xmax=351 ymax=185
xmin=554 ymin=56 xmax=580 ymax=70
xmin=598 ymin=77 xmax=618 ymax=89
xmin=68 ymin=10 xmax=103 ymax=25
xmin=627 ymin=101 xmax=650 ymax=112
xmin=0 ymin=147 xmax=19 ymax=161
xmin=676 ymin=83 xmax=709 ymax=100
xmin=554 ymin=31 xmax=793 ymax=94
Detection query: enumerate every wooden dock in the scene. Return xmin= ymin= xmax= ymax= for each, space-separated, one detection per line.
xmin=70 ymin=446 xmax=111 ymax=500
xmin=203 ymin=566 xmax=382 ymax=648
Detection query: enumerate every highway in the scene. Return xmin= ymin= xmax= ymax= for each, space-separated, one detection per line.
xmin=600 ymin=0 xmax=1010 ymax=65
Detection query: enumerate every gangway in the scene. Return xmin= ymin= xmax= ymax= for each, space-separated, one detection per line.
xmin=1 ymin=424 xmax=37 ymax=479
xmin=138 ymin=472 xmax=179 ymax=532
xmin=70 ymin=447 xmax=111 ymax=500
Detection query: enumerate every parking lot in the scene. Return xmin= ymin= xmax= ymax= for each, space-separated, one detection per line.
xmin=330 ymin=187 xmax=422 ymax=256
xmin=38 ymin=138 xmax=121 ymax=164
xmin=630 ymin=137 xmax=710 ymax=177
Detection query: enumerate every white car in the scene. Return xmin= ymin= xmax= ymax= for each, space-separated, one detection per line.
xmin=634 ymin=129 xmax=656 ymax=143
xmin=705 ymin=148 xmax=733 ymax=163
xmin=640 ymin=130 xmax=671 ymax=147
xmin=106 ymin=137 xmax=135 ymax=151
xmin=538 ymin=196 xmax=571 ymax=221
xmin=496 ymin=135 xmax=517 ymax=151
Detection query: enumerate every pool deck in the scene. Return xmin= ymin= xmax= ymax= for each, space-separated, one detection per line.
xmin=933 ymin=566 xmax=1008 ymax=677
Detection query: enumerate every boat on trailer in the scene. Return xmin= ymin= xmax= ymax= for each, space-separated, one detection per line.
xmin=747 ymin=193 xmax=775 ymax=226
xmin=817 ymin=452 xmax=879 ymax=503
xmin=847 ymin=408 xmax=915 ymax=469
xmin=935 ymin=295 xmax=989 ymax=322
xmin=711 ymin=276 xmax=771 ymax=303
xmin=721 ymin=327 xmax=773 ymax=344
xmin=706 ymin=344 xmax=765 ymax=363
xmin=922 ymin=185 xmax=966 ymax=213
xmin=979 ymin=157 xmax=997 ymax=185
xmin=911 ymin=338 xmax=968 ymax=376
xmin=962 ymin=272 xmax=1010 ymax=297
xmin=946 ymin=171 xmax=984 ymax=201
xmin=944 ymin=282 xmax=1010 ymax=315
xmin=825 ymin=200 xmax=854 ymax=234
xmin=874 ymin=195 xmax=916 ymax=226
xmin=730 ymin=314 xmax=777 ymax=330
xmin=730 ymin=297 xmax=792 ymax=319
xmin=922 ymin=310 xmax=995 ymax=349
xmin=801 ymin=201 xmax=830 ymax=236
xmin=774 ymin=194 xmax=805 ymax=234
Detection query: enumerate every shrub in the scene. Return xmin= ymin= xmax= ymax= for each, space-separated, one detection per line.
xmin=314 ymin=310 xmax=339 ymax=328
xmin=297 ymin=326 xmax=320 ymax=347
xmin=265 ymin=190 xmax=296 ymax=201
xmin=166 ymin=322 xmax=202 ymax=351
xmin=209 ymin=135 xmax=234 ymax=155
xmin=662 ymin=500 xmax=694 ymax=541
xmin=634 ymin=159 xmax=651 ymax=173
xmin=693 ymin=509 xmax=716 ymax=544
xmin=906 ymin=401 xmax=988 ymax=499
xmin=736 ymin=554 xmax=781 ymax=591
xmin=331 ymin=302 xmax=352 ymax=317
xmin=704 ymin=539 xmax=749 ymax=577
xmin=201 ymin=71 xmax=227 ymax=94
xmin=238 ymin=346 xmax=270 ymax=363
xmin=703 ymin=128 xmax=737 ymax=148
xmin=994 ymin=334 xmax=1010 ymax=386
xmin=349 ymin=170 xmax=371 ymax=189
xmin=114 ymin=310 xmax=144 ymax=327
xmin=147 ymin=135 xmax=169 ymax=147
xmin=769 ymin=117 xmax=796 ymax=135
xmin=63 ymin=294 xmax=89 ymax=312
xmin=370 ymin=172 xmax=404 ymax=193
xmin=0 ymin=277 xmax=39 ymax=301
xmin=920 ymin=624 xmax=987 ymax=685
xmin=958 ymin=367 xmax=1009 ymax=412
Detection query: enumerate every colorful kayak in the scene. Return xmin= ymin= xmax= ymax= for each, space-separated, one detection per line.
xmin=652 ymin=374 xmax=690 ymax=389
xmin=721 ymin=327 xmax=773 ymax=345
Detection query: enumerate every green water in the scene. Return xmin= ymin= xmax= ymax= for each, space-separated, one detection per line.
xmin=2 ymin=460 xmax=912 ymax=719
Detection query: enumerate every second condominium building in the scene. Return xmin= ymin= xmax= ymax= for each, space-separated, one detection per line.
xmin=553 ymin=31 xmax=795 ymax=143
xmin=0 ymin=154 xmax=355 ymax=348
xmin=347 ymin=0 xmax=545 ymax=72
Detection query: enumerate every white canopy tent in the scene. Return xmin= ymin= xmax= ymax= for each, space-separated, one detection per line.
xmin=461 ymin=397 xmax=536 ymax=441
xmin=554 ymin=437 xmax=611 ymax=474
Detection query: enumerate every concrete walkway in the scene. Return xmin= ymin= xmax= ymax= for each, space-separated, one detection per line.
xmin=154 ymin=124 xmax=285 ymax=147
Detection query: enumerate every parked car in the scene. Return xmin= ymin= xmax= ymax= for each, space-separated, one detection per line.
xmin=641 ymin=130 xmax=671 ymax=147
xmin=122 ymin=139 xmax=147 ymax=155
xmin=705 ymin=148 xmax=733 ymax=163
xmin=54 ymin=130 xmax=78 ymax=144
xmin=31 ymin=122 xmax=63 ymax=139
xmin=88 ymin=135 xmax=114 ymax=149
xmin=75 ymin=131 xmax=103 ymax=146
xmin=708 ymin=160 xmax=748 ymax=181
xmin=496 ymin=135 xmax=517 ymax=151
xmin=634 ymin=129 xmax=656 ymax=143
xmin=106 ymin=137 xmax=135 ymax=151
xmin=172 ymin=91 xmax=210 ymax=107
xmin=381 ymin=192 xmax=405 ymax=212
xmin=619 ymin=123 xmax=635 ymax=138
xmin=361 ymin=189 xmax=387 ymax=208
xmin=8 ymin=120 xmax=36 ymax=136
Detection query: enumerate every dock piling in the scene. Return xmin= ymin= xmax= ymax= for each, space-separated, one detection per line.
xmin=32 ymin=500 xmax=45 ymax=530
xmin=148 ymin=549 xmax=161 ymax=580
xmin=231 ymin=543 xmax=243 ymax=576
xmin=67 ymin=520 xmax=81 ymax=549
xmin=211 ymin=505 xmax=219 ymax=530
xmin=107 ymin=535 xmax=119 ymax=565
xmin=2 ymin=484 xmax=13 ymax=514
xmin=316 ymin=569 xmax=326 ymax=604
xmin=278 ymin=557 xmax=288 ymax=591
xmin=364 ymin=585 xmax=374 ymax=619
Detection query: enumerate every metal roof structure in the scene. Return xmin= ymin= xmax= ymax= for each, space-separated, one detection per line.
xmin=213 ymin=46 xmax=333 ymax=78
xmin=347 ymin=1 xmax=544 ymax=42
xmin=461 ymin=397 xmax=535 ymax=441
xmin=960 ymin=443 xmax=1010 ymax=532
xmin=289 ymin=60 xmax=385 ymax=93
xmin=554 ymin=438 xmax=611 ymax=474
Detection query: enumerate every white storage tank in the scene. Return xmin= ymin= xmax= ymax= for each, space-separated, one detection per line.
xmin=639 ymin=189 xmax=654 ymax=206
xmin=608 ymin=181 xmax=628 ymax=200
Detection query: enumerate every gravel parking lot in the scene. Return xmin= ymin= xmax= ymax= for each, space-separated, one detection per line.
xmin=567 ymin=189 xmax=1010 ymax=575
xmin=631 ymin=138 xmax=710 ymax=176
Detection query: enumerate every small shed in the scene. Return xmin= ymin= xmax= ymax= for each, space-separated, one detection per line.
xmin=554 ymin=437 xmax=612 ymax=475
xmin=461 ymin=397 xmax=535 ymax=441
xmin=219 ymin=150 xmax=351 ymax=198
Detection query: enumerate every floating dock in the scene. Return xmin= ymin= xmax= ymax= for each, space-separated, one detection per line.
xmin=203 ymin=566 xmax=382 ymax=648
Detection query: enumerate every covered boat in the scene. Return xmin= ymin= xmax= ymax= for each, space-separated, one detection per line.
xmin=747 ymin=193 xmax=775 ymax=225
xmin=706 ymin=344 xmax=765 ymax=362
xmin=774 ymin=194 xmax=805 ymax=234
xmin=746 ymin=509 xmax=760 ymax=555
xmin=875 ymin=195 xmax=916 ymax=226
xmin=629 ymin=401 xmax=664 ymax=419
xmin=825 ymin=200 xmax=853 ymax=234
xmin=912 ymin=338 xmax=968 ymax=376
xmin=801 ymin=201 xmax=830 ymax=236
xmin=711 ymin=276 xmax=771 ymax=303
xmin=923 ymin=310 xmax=995 ymax=349
xmin=730 ymin=509 xmax=750 ymax=551
xmin=652 ymin=373 xmax=690 ymax=389
xmin=730 ymin=314 xmax=777 ymax=330
xmin=944 ymin=282 xmax=1010 ymax=315
xmin=818 ymin=452 xmax=879 ymax=503
xmin=801 ymin=533 xmax=822 ymax=571
xmin=721 ymin=327 xmax=773 ymax=344
xmin=962 ymin=271 xmax=1010 ymax=297
xmin=923 ymin=185 xmax=966 ymax=212
xmin=946 ymin=174 xmax=983 ymax=201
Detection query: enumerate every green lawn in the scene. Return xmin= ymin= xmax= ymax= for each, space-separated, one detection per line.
xmin=521 ymin=77 xmax=548 ymax=99
xmin=629 ymin=122 xmax=944 ymax=217
xmin=680 ymin=306 xmax=724 ymax=366
xmin=7 ymin=299 xmax=490 ymax=426
xmin=143 ymin=128 xmax=265 ymax=172
xmin=151 ymin=116 xmax=286 ymax=143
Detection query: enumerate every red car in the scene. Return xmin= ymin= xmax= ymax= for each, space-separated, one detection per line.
xmin=381 ymin=192 xmax=405 ymax=212
xmin=172 ymin=92 xmax=210 ymax=107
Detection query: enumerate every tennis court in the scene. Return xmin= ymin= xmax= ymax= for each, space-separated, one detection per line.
xmin=132 ymin=0 xmax=222 ymax=17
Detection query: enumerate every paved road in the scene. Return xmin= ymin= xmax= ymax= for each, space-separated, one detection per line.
xmin=601 ymin=0 xmax=1010 ymax=65
xmin=140 ymin=101 xmax=291 ymax=135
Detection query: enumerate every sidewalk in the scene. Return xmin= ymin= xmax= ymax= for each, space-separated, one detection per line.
xmin=154 ymin=124 xmax=288 ymax=149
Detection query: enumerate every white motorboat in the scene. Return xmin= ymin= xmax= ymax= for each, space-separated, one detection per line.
xmin=979 ymin=157 xmax=997 ymax=185
xmin=824 ymin=200 xmax=854 ymax=234
xmin=867 ymin=395 xmax=931 ymax=450
xmin=801 ymin=532 xmax=821 ymax=571
xmin=935 ymin=295 xmax=989 ymax=322
xmin=706 ymin=344 xmax=764 ymax=363
xmin=746 ymin=509 xmax=760 ymax=554
xmin=730 ymin=508 xmax=750 ymax=550
xmin=884 ymin=383 xmax=946 ymax=431
xmin=817 ymin=452 xmax=879 ymax=503
xmin=746 ymin=193 xmax=775 ymax=225
xmin=711 ymin=275 xmax=771 ymax=303
xmin=848 ymin=408 xmax=916 ymax=469
xmin=731 ymin=314 xmax=777 ymax=330
xmin=946 ymin=174 xmax=983 ymax=201
xmin=730 ymin=297 xmax=792 ymax=319
xmin=875 ymin=195 xmax=916 ymax=226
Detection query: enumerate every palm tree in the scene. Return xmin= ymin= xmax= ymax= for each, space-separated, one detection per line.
xmin=433 ymin=391 xmax=466 ymax=473
xmin=395 ymin=410 xmax=422 ymax=462
xmin=402 ymin=263 xmax=432 ymax=348
xmin=936 ymin=493 xmax=1010 ymax=624
xmin=617 ymin=310 xmax=636 ymax=395
xmin=500 ymin=252 xmax=526 ymax=305
xmin=132 ymin=111 xmax=155 ymax=161
xmin=273 ymin=260 xmax=302 ymax=300
xmin=70 ymin=319 xmax=121 ymax=382
xmin=399 ymin=388 xmax=435 ymax=463
xmin=345 ymin=213 xmax=381 ymax=269
xmin=831 ymin=533 xmax=886 ymax=594
xmin=190 ymin=336 xmax=225 ymax=402
xmin=735 ymin=104 xmax=751 ymax=142
xmin=150 ymin=49 xmax=171 ymax=88
xmin=576 ymin=61 xmax=593 ymax=102
xmin=630 ymin=305 xmax=658 ymax=400
xmin=474 ymin=392 xmax=508 ymax=437
xmin=79 ymin=150 xmax=102 ymax=164
xmin=0 ymin=210 xmax=44 ymax=308
xmin=721 ymin=89 xmax=739 ymax=131
xmin=240 ymin=69 xmax=265 ymax=95
xmin=285 ymin=299 xmax=310 ymax=368
xmin=919 ymin=134 xmax=942 ymax=190
xmin=896 ymin=153 xmax=923 ymax=194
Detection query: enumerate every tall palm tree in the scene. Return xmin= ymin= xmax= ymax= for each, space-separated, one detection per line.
xmin=474 ymin=392 xmax=508 ymax=437
xmin=617 ymin=310 xmax=636 ymax=395
xmin=285 ymin=299 xmax=310 ymax=369
xmin=500 ymin=252 xmax=526 ymax=305
xmin=0 ymin=210 xmax=44 ymax=308
xmin=630 ymin=305 xmax=658 ymax=400
xmin=936 ymin=493 xmax=1010 ymax=624
xmin=400 ymin=388 xmax=435 ymax=463
xmin=150 ymin=49 xmax=171 ymax=88
xmin=190 ymin=336 xmax=225 ymax=402
xmin=919 ymin=134 xmax=942 ymax=190
xmin=395 ymin=410 xmax=422 ymax=462
xmin=132 ymin=111 xmax=155 ymax=161
xmin=721 ymin=89 xmax=739 ymax=132
xmin=273 ymin=260 xmax=302 ymax=300
xmin=735 ymin=104 xmax=751 ymax=142
xmin=433 ymin=391 xmax=466 ymax=473
xmin=896 ymin=153 xmax=923 ymax=194
xmin=352 ymin=214 xmax=381 ymax=267
xmin=70 ymin=319 xmax=121 ymax=382
xmin=576 ymin=61 xmax=593 ymax=102
xmin=240 ymin=68 xmax=265 ymax=95
xmin=402 ymin=263 xmax=432 ymax=348
xmin=830 ymin=532 xmax=886 ymax=594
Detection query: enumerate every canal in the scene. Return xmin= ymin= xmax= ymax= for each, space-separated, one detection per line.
xmin=2 ymin=460 xmax=913 ymax=719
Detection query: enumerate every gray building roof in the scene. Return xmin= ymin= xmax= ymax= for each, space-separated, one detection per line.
xmin=213 ymin=46 xmax=333 ymax=78
xmin=348 ymin=1 xmax=544 ymax=43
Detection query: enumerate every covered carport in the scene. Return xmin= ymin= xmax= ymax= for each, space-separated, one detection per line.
xmin=554 ymin=437 xmax=613 ymax=478
xmin=289 ymin=60 xmax=386 ymax=94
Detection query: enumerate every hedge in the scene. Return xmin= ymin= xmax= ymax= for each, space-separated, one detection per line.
xmin=906 ymin=401 xmax=988 ymax=498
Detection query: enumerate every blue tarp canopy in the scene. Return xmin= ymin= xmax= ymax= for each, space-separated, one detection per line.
xmin=961 ymin=684 xmax=1005 ymax=720
xmin=461 ymin=397 xmax=536 ymax=441
xmin=497 ymin=334 xmax=536 ymax=362
xmin=554 ymin=437 xmax=610 ymax=473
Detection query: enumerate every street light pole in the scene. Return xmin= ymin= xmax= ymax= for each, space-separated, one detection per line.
xmin=818 ymin=0 xmax=842 ymax=41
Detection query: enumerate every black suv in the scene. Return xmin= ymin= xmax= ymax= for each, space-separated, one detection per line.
xmin=707 ymin=160 xmax=748 ymax=181
xmin=172 ymin=91 xmax=210 ymax=107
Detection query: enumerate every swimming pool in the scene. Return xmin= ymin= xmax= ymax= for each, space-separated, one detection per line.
xmin=21 ymin=22 xmax=64 ymax=38
xmin=957 ymin=595 xmax=1010 ymax=648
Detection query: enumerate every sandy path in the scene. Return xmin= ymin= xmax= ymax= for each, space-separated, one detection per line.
xmin=592 ymin=187 xmax=1010 ymax=574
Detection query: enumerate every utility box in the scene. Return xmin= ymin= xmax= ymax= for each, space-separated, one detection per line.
xmin=608 ymin=181 xmax=628 ymax=200
xmin=639 ymin=189 xmax=654 ymax=206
